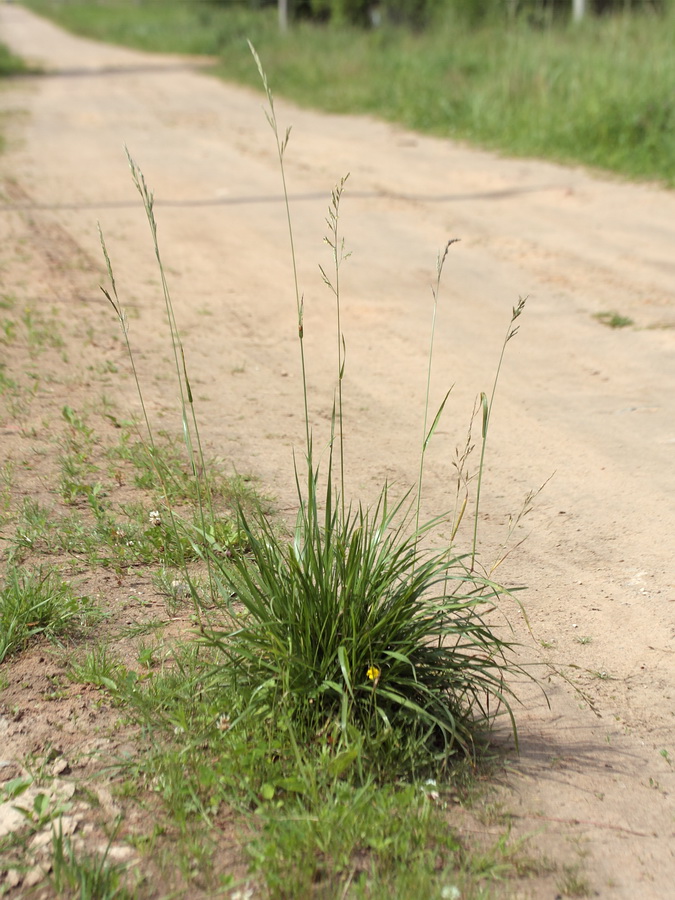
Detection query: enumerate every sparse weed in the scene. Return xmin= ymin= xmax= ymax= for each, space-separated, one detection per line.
xmin=7 ymin=498 xmax=57 ymax=561
xmin=68 ymin=643 xmax=128 ymax=692
xmin=136 ymin=638 xmax=163 ymax=671
xmin=0 ymin=366 xmax=33 ymax=420
xmin=50 ymin=820 xmax=133 ymax=900
xmin=593 ymin=310 xmax=634 ymax=329
xmin=590 ymin=669 xmax=611 ymax=681
xmin=22 ymin=305 xmax=64 ymax=354
xmin=557 ymin=861 xmax=592 ymax=898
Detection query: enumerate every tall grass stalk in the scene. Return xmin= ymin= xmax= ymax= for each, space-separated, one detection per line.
xmin=415 ymin=238 xmax=458 ymax=539
xmin=471 ymin=297 xmax=526 ymax=570
xmin=248 ymin=40 xmax=311 ymax=461
xmin=125 ymin=150 xmax=213 ymax=523
xmin=100 ymin=227 xmax=198 ymax=591
xmin=319 ymin=175 xmax=350 ymax=518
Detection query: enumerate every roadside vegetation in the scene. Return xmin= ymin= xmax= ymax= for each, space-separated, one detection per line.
xmin=20 ymin=0 xmax=675 ymax=185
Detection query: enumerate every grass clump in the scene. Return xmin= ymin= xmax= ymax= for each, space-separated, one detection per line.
xmin=0 ymin=565 xmax=94 ymax=663
xmin=203 ymin=482 xmax=520 ymax=775
xmin=0 ymin=35 xmax=544 ymax=897
xmin=51 ymin=822 xmax=133 ymax=900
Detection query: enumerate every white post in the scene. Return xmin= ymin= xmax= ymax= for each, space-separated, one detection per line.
xmin=572 ymin=0 xmax=586 ymax=22
xmin=279 ymin=0 xmax=288 ymax=31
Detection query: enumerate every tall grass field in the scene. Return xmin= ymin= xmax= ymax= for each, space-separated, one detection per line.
xmin=21 ymin=0 xmax=675 ymax=185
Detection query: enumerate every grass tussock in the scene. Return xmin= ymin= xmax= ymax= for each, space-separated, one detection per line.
xmin=203 ymin=480 xmax=521 ymax=776
xmin=0 ymin=565 xmax=95 ymax=663
xmin=20 ymin=0 xmax=675 ymax=185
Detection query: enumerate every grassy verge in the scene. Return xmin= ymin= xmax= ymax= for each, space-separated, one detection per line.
xmin=20 ymin=0 xmax=675 ymax=185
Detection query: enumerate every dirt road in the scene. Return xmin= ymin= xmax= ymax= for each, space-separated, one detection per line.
xmin=1 ymin=5 xmax=674 ymax=897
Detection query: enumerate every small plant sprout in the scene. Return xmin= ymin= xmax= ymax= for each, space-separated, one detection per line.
xmin=593 ymin=310 xmax=634 ymax=329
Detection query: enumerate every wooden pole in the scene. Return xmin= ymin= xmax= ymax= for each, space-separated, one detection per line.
xmin=279 ymin=0 xmax=288 ymax=31
xmin=572 ymin=0 xmax=586 ymax=22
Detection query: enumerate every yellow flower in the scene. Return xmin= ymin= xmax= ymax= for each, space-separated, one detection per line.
xmin=366 ymin=665 xmax=381 ymax=683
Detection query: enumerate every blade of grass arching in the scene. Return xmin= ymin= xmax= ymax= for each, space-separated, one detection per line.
xmin=471 ymin=297 xmax=526 ymax=570
xmin=415 ymin=239 xmax=458 ymax=537
xmin=249 ymin=41 xmax=311 ymax=462
xmin=424 ymin=389 xmax=453 ymax=453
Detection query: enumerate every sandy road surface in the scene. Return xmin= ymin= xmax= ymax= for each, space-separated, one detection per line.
xmin=1 ymin=5 xmax=674 ymax=896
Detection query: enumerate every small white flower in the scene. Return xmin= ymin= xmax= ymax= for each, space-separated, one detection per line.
xmin=149 ymin=510 xmax=161 ymax=526
xmin=421 ymin=779 xmax=439 ymax=802
xmin=441 ymin=887 xmax=461 ymax=900
xmin=216 ymin=714 xmax=231 ymax=732
xmin=174 ymin=725 xmax=185 ymax=736
xmin=231 ymin=887 xmax=254 ymax=900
